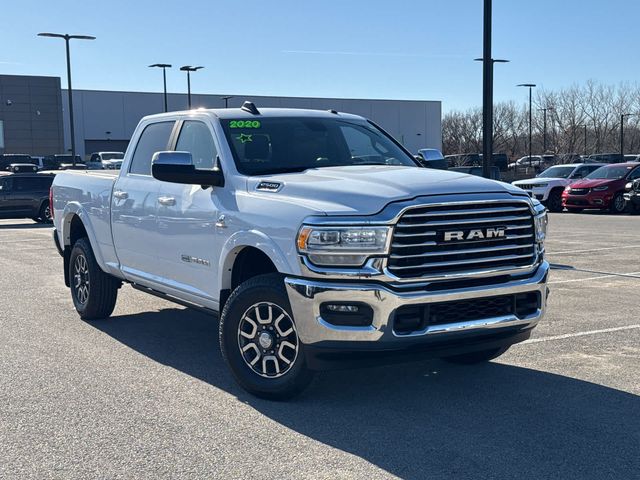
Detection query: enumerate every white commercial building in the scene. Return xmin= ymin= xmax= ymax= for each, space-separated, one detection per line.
xmin=61 ymin=89 xmax=441 ymax=159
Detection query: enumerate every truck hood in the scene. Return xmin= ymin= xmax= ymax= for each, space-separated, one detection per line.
xmin=246 ymin=165 xmax=526 ymax=215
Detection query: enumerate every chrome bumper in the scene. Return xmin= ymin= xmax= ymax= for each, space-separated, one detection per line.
xmin=285 ymin=261 xmax=549 ymax=346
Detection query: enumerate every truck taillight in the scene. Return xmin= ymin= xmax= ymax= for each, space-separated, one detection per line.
xmin=49 ymin=187 xmax=54 ymax=219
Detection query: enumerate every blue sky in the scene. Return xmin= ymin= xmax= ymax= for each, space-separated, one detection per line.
xmin=2 ymin=0 xmax=639 ymax=112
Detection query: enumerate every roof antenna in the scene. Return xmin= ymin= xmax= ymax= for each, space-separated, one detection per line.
xmin=241 ymin=101 xmax=260 ymax=115
xmin=328 ymin=109 xmax=338 ymax=114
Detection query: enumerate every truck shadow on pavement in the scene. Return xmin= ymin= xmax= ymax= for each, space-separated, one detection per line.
xmin=94 ymin=307 xmax=640 ymax=480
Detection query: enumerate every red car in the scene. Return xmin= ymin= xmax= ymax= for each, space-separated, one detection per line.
xmin=562 ymin=162 xmax=640 ymax=213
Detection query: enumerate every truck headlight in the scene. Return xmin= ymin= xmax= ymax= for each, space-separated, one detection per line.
xmin=297 ymin=226 xmax=390 ymax=267
xmin=534 ymin=210 xmax=548 ymax=244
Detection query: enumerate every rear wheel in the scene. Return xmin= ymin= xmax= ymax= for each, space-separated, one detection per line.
xmin=610 ymin=192 xmax=626 ymax=214
xmin=443 ymin=346 xmax=510 ymax=365
xmin=546 ymin=189 xmax=564 ymax=212
xmin=220 ymin=273 xmax=314 ymax=400
xmin=69 ymin=238 xmax=119 ymax=320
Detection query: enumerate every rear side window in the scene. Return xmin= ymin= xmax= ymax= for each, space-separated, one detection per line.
xmin=175 ymin=121 xmax=218 ymax=170
xmin=129 ymin=121 xmax=174 ymax=175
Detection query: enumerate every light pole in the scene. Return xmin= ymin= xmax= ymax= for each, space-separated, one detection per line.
xmin=577 ymin=124 xmax=587 ymax=156
xmin=620 ymin=113 xmax=636 ymax=158
xmin=179 ymin=66 xmax=204 ymax=109
xmin=517 ymin=83 xmax=537 ymax=168
xmin=473 ymin=0 xmax=510 ymax=179
xmin=149 ymin=64 xmax=172 ymax=112
xmin=38 ymin=32 xmax=95 ymax=166
xmin=221 ymin=96 xmax=233 ymax=108
xmin=474 ymin=57 xmax=509 ymax=178
xmin=538 ymin=106 xmax=554 ymax=153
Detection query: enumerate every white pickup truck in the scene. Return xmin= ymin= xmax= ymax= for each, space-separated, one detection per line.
xmin=51 ymin=103 xmax=549 ymax=399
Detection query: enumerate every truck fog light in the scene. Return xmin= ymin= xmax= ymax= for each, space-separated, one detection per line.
xmin=326 ymin=304 xmax=359 ymax=313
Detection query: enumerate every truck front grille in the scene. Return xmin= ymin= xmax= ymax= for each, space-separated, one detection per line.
xmin=387 ymin=202 xmax=536 ymax=279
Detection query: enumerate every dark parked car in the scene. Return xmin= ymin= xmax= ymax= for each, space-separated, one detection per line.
xmin=41 ymin=154 xmax=83 ymax=170
xmin=450 ymin=166 xmax=501 ymax=180
xmin=0 ymin=154 xmax=33 ymax=171
xmin=623 ymin=178 xmax=640 ymax=214
xmin=584 ymin=153 xmax=624 ymax=164
xmin=445 ymin=153 xmax=481 ymax=167
xmin=8 ymin=163 xmax=39 ymax=174
xmin=0 ymin=173 xmax=55 ymax=223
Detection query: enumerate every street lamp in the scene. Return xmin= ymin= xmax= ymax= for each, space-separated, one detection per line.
xmin=149 ymin=64 xmax=172 ymax=112
xmin=38 ymin=32 xmax=96 ymax=166
xmin=517 ymin=83 xmax=537 ymax=168
xmin=474 ymin=56 xmax=509 ymax=178
xmin=221 ymin=96 xmax=233 ymax=108
xmin=474 ymin=0 xmax=510 ymax=179
xmin=179 ymin=66 xmax=204 ymax=109
xmin=620 ymin=113 xmax=637 ymax=158
xmin=537 ymin=106 xmax=554 ymax=153
xmin=576 ymin=124 xmax=587 ymax=156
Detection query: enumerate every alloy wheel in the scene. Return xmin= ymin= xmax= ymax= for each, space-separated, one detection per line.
xmin=73 ymin=254 xmax=90 ymax=304
xmin=237 ymin=302 xmax=299 ymax=378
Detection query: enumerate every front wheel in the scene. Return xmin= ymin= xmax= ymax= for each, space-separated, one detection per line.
xmin=442 ymin=346 xmax=510 ymax=365
xmin=610 ymin=193 xmax=626 ymax=214
xmin=545 ymin=189 xmax=564 ymax=213
xmin=69 ymin=238 xmax=119 ymax=320
xmin=219 ymin=274 xmax=314 ymax=400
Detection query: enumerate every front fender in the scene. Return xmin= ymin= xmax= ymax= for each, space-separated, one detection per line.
xmin=218 ymin=229 xmax=298 ymax=291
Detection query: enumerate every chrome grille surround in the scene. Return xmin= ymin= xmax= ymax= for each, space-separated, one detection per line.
xmin=387 ymin=200 xmax=536 ymax=279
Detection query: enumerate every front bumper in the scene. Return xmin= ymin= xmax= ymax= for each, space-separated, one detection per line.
xmin=285 ymin=261 xmax=549 ymax=352
xmin=623 ymin=192 xmax=640 ymax=206
xmin=562 ymin=192 xmax=612 ymax=208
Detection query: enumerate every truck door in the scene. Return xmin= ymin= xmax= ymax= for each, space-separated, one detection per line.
xmin=111 ymin=120 xmax=175 ymax=285
xmin=154 ymin=119 xmax=224 ymax=306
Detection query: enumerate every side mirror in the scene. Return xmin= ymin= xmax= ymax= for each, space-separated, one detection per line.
xmin=152 ymin=151 xmax=224 ymax=187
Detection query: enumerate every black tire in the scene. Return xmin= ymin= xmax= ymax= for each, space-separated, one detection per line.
xmin=443 ymin=346 xmax=510 ymax=365
xmin=610 ymin=192 xmax=626 ymax=214
xmin=545 ymin=189 xmax=564 ymax=213
xmin=566 ymin=207 xmax=583 ymax=214
xmin=219 ymin=273 xmax=314 ymax=400
xmin=627 ymin=201 xmax=640 ymax=215
xmin=35 ymin=201 xmax=52 ymax=223
xmin=69 ymin=238 xmax=119 ymax=320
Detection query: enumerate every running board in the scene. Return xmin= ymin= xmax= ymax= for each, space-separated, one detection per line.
xmin=131 ymin=283 xmax=218 ymax=316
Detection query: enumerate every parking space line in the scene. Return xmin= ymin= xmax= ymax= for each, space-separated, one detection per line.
xmin=521 ymin=324 xmax=640 ymax=344
xmin=547 ymin=244 xmax=640 ymax=255
xmin=549 ymin=271 xmax=640 ymax=284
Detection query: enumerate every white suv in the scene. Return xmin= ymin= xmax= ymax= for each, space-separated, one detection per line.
xmin=513 ymin=163 xmax=605 ymax=212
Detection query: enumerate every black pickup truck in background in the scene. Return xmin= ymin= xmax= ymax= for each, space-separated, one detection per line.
xmin=0 ymin=173 xmax=55 ymax=223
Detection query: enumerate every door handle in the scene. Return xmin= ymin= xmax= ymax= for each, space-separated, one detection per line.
xmin=158 ymin=196 xmax=176 ymax=206
xmin=113 ymin=190 xmax=129 ymax=200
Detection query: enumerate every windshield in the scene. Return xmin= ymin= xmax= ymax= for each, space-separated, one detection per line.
xmin=221 ymin=117 xmax=417 ymax=175
xmin=538 ymin=166 xmax=576 ymax=178
xmin=586 ymin=165 xmax=636 ymax=179
xmin=101 ymin=153 xmax=124 ymax=160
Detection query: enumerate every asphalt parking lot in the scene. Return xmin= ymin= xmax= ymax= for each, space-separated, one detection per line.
xmin=1 ymin=213 xmax=638 ymax=480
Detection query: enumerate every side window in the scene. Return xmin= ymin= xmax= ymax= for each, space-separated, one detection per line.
xmin=12 ymin=177 xmax=30 ymax=191
xmin=129 ymin=121 xmax=175 ymax=175
xmin=340 ymin=125 xmax=389 ymax=159
xmin=574 ymin=166 xmax=590 ymax=177
xmin=175 ymin=121 xmax=218 ymax=170
xmin=34 ymin=177 xmax=53 ymax=191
